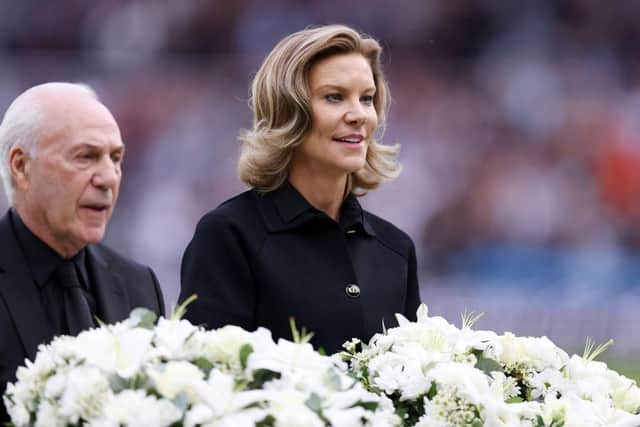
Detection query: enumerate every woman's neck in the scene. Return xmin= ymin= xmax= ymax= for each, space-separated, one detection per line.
xmin=288 ymin=169 xmax=347 ymax=221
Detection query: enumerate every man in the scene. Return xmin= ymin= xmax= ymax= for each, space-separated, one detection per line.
xmin=0 ymin=83 xmax=165 ymax=423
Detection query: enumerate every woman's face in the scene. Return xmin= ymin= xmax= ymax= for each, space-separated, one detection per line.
xmin=291 ymin=53 xmax=378 ymax=181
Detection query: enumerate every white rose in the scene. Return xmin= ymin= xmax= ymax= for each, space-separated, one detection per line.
xmin=91 ymin=389 xmax=182 ymax=427
xmin=57 ymin=366 xmax=111 ymax=423
xmin=247 ymin=339 xmax=333 ymax=385
xmin=148 ymin=361 xmax=205 ymax=401
xmin=72 ymin=325 xmax=154 ymax=378
xmin=196 ymin=369 xmax=267 ymax=417
xmin=34 ymin=401 xmax=65 ymax=427
xmin=152 ymin=317 xmax=201 ymax=359
xmin=267 ymin=389 xmax=324 ymax=427
xmin=498 ymin=333 xmax=567 ymax=371
xmin=4 ymin=394 xmax=30 ymax=427
xmin=201 ymin=325 xmax=256 ymax=367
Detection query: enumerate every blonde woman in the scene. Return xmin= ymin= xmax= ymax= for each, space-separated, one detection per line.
xmin=179 ymin=25 xmax=420 ymax=353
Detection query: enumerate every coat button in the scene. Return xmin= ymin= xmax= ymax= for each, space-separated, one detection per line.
xmin=345 ymin=284 xmax=360 ymax=298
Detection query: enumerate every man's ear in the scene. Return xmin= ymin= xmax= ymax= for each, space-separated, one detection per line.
xmin=9 ymin=145 xmax=31 ymax=191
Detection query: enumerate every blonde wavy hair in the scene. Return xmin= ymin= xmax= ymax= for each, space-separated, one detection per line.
xmin=238 ymin=24 xmax=401 ymax=195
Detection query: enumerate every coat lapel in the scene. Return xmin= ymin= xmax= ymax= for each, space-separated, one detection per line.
xmin=87 ymin=245 xmax=130 ymax=324
xmin=0 ymin=212 xmax=54 ymax=360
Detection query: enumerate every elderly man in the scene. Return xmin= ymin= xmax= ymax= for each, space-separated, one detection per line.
xmin=0 ymin=83 xmax=165 ymax=422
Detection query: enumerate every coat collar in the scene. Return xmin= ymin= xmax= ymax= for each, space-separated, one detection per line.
xmin=86 ymin=245 xmax=129 ymax=325
xmin=256 ymin=182 xmax=376 ymax=236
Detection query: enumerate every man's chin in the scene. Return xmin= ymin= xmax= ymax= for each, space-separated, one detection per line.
xmin=79 ymin=227 xmax=106 ymax=245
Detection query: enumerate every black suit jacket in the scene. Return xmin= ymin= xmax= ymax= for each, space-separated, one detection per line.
xmin=180 ymin=184 xmax=421 ymax=355
xmin=0 ymin=211 xmax=165 ymax=423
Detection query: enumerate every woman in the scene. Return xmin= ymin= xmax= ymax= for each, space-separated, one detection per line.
xmin=179 ymin=25 xmax=420 ymax=353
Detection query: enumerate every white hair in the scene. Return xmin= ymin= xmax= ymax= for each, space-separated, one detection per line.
xmin=0 ymin=82 xmax=98 ymax=205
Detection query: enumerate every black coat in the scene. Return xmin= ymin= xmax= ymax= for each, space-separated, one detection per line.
xmin=179 ymin=183 xmax=420 ymax=353
xmin=0 ymin=211 xmax=165 ymax=424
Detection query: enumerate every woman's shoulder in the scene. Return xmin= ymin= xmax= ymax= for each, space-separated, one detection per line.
xmin=362 ymin=210 xmax=415 ymax=257
xmin=195 ymin=189 xmax=263 ymax=230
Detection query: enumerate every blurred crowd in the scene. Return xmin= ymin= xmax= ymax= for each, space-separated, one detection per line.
xmin=1 ymin=0 xmax=639 ymax=351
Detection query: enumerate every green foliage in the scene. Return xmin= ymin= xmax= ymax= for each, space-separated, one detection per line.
xmin=239 ymin=343 xmax=253 ymax=370
xmin=129 ymin=308 xmax=157 ymax=329
xmin=289 ymin=317 xmax=314 ymax=344
xmin=393 ymin=392 xmax=426 ymax=426
xmin=193 ymin=357 xmax=214 ymax=376
xmin=248 ymin=369 xmax=281 ymax=389
xmin=171 ymin=294 xmax=198 ymax=321
xmin=305 ymin=392 xmax=323 ymax=412
xmin=426 ymin=382 xmax=437 ymax=400
xmin=256 ymin=415 xmax=275 ymax=427
xmin=352 ymin=400 xmax=379 ymax=411
xmin=473 ymin=349 xmax=503 ymax=376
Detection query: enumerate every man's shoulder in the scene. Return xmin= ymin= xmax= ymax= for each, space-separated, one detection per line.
xmin=88 ymin=243 xmax=151 ymax=275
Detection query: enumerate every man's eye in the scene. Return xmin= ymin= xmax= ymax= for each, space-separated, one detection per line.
xmin=325 ymin=93 xmax=342 ymax=102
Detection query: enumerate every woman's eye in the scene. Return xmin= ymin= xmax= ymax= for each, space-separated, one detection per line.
xmin=361 ymin=95 xmax=374 ymax=105
xmin=325 ymin=93 xmax=342 ymax=103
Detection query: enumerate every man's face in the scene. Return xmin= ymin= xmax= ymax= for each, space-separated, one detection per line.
xmin=16 ymin=92 xmax=124 ymax=257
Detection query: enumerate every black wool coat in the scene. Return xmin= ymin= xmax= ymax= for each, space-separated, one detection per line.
xmin=0 ymin=211 xmax=165 ymax=424
xmin=179 ymin=182 xmax=421 ymax=354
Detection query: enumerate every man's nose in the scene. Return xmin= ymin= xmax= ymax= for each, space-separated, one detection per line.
xmin=91 ymin=157 xmax=120 ymax=190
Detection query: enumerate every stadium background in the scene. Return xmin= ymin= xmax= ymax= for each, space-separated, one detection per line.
xmin=1 ymin=0 xmax=639 ymax=375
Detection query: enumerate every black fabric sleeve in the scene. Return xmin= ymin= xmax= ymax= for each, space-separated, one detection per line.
xmin=179 ymin=214 xmax=256 ymax=331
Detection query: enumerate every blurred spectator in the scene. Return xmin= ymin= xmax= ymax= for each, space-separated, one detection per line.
xmin=1 ymin=0 xmax=639 ymax=352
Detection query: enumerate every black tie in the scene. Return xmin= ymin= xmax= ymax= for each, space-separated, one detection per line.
xmin=56 ymin=261 xmax=94 ymax=335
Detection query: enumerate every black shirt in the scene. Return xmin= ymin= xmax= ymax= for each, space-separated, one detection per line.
xmin=180 ymin=182 xmax=421 ymax=353
xmin=9 ymin=209 xmax=98 ymax=335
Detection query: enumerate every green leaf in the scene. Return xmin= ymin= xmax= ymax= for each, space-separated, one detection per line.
xmin=248 ymin=369 xmax=281 ymax=388
xmin=289 ymin=317 xmax=314 ymax=344
xmin=193 ymin=357 xmax=214 ymax=376
xmin=305 ymin=392 xmax=323 ymax=412
xmin=108 ymin=375 xmax=129 ymax=392
xmin=172 ymin=294 xmax=198 ymax=320
xmin=475 ymin=353 xmax=503 ymax=376
xmin=256 ymin=415 xmax=275 ymax=427
xmin=426 ymin=382 xmax=437 ymax=400
xmin=506 ymin=396 xmax=524 ymax=404
xmin=351 ymin=401 xmax=379 ymax=411
xmin=325 ymin=368 xmax=343 ymax=391
xmin=394 ymin=395 xmax=427 ymax=425
xmin=239 ymin=343 xmax=253 ymax=370
xmin=471 ymin=420 xmax=483 ymax=427
xmin=129 ymin=308 xmax=158 ymax=329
